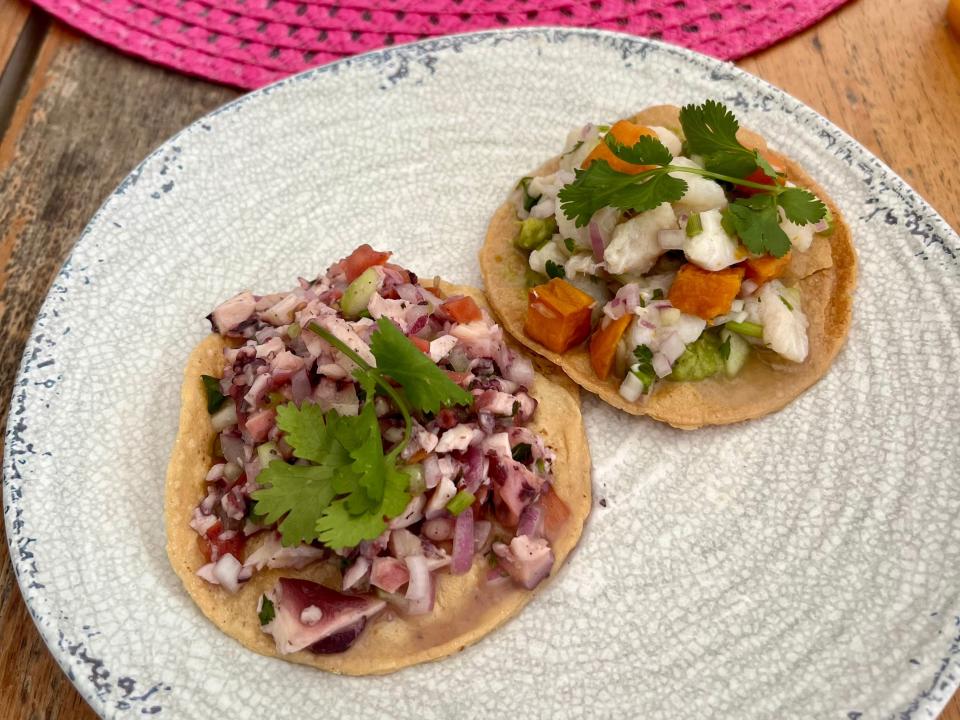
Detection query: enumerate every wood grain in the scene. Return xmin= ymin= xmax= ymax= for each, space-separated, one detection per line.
xmin=0 ymin=0 xmax=958 ymax=718
xmin=0 ymin=0 xmax=30 ymax=75
xmin=0 ymin=22 xmax=237 ymax=720
xmin=739 ymin=0 xmax=960 ymax=231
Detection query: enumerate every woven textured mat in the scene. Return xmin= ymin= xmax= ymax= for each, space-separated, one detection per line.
xmin=30 ymin=0 xmax=849 ymax=89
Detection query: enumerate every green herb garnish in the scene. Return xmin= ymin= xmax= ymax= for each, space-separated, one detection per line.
xmin=511 ymin=443 xmax=533 ymax=464
xmin=201 ymin=374 xmax=227 ymax=414
xmin=557 ymin=100 xmax=826 ymax=258
xmin=258 ymin=596 xmax=275 ymax=625
xmin=251 ymin=318 xmax=472 ymax=549
xmin=545 ymin=259 xmax=566 ymax=279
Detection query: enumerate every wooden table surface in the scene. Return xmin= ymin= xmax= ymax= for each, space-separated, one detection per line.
xmin=0 ymin=0 xmax=957 ymax=716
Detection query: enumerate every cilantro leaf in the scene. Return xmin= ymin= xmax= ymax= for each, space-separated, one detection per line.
xmin=754 ymin=151 xmax=778 ymax=180
xmin=316 ymin=466 xmax=409 ymax=549
xmin=201 ymin=375 xmax=226 ymax=414
xmin=545 ymin=259 xmax=566 ymax=279
xmin=369 ymin=317 xmax=472 ymax=414
xmin=777 ymin=187 xmax=827 ymax=226
xmin=275 ymin=402 xmax=335 ymax=465
xmin=604 ymin=133 xmax=673 ymax=166
xmin=558 ymin=161 xmax=687 ymax=227
xmin=679 ymin=100 xmax=758 ymax=178
xmin=251 ymin=462 xmax=336 ymax=546
xmin=727 ymin=195 xmax=792 ymax=258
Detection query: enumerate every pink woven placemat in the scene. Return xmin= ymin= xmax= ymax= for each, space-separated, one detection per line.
xmin=30 ymin=0 xmax=849 ymax=89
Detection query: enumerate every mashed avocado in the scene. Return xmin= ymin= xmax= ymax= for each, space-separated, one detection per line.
xmin=670 ymin=332 xmax=723 ymax=382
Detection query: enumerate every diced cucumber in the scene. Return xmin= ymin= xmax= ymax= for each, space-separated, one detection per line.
xmin=256 ymin=441 xmax=282 ymax=468
xmin=341 ymin=267 xmax=380 ymax=318
xmin=721 ymin=329 xmax=750 ymax=378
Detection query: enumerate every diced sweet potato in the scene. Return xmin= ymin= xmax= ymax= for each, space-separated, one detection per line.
xmin=582 ymin=121 xmax=658 ymax=174
xmin=743 ymin=251 xmax=792 ymax=285
xmin=525 ymin=279 xmax=595 ymax=353
xmin=668 ymin=263 xmax=745 ymax=321
xmin=589 ymin=314 xmax=633 ymax=380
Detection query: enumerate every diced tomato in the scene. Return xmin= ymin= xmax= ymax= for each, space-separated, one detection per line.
xmin=735 ymin=150 xmax=786 ymax=197
xmin=341 ymin=244 xmax=391 ymax=283
xmin=442 ymin=296 xmax=483 ymax=324
xmin=582 ymin=121 xmax=658 ymax=174
xmin=197 ymin=520 xmax=246 ymax=563
xmin=444 ymin=370 xmax=471 ymax=385
xmin=410 ymin=336 xmax=431 ymax=354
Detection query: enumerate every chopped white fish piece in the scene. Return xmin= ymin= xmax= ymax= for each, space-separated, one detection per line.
xmin=559 ymin=129 xmax=600 ymax=173
xmin=604 ymin=203 xmax=676 ymax=275
xmin=670 ymin=157 xmax=728 ymax=212
xmin=528 ymin=239 xmax=567 ymax=276
xmin=778 ymin=207 xmax=815 ymax=252
xmin=683 ymin=208 xmax=743 ymax=271
xmin=565 ymin=252 xmax=601 ymax=277
xmin=650 ymin=126 xmax=682 ymax=157
xmin=757 ymin=280 xmax=809 ymax=362
xmin=672 ymin=313 xmax=707 ymax=344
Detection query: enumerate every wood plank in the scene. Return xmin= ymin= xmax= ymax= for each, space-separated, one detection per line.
xmin=0 ymin=0 xmax=31 ymax=74
xmin=0 ymin=21 xmax=238 ymax=720
xmin=738 ymin=0 xmax=960 ymax=231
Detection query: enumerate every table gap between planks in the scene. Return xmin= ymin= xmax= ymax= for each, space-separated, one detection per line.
xmin=0 ymin=0 xmax=958 ymax=717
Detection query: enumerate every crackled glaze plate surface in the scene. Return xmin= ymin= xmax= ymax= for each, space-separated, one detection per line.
xmin=5 ymin=28 xmax=960 ymax=720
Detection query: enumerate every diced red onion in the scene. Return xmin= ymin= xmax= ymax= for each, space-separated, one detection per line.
xmin=200 ymin=487 xmax=220 ymax=514
xmin=212 ymin=553 xmax=243 ymax=593
xmin=740 ymin=279 xmax=759 ymax=297
xmin=211 ymin=403 xmax=238 ymax=432
xmin=639 ymin=319 xmax=656 ymax=330
xmin=812 ymin=218 xmax=829 ymax=232
xmin=589 ymin=220 xmax=605 ymax=261
xmin=205 ymin=463 xmax=225 ymax=483
xmin=389 ymin=494 xmax=425 ymax=529
xmin=450 ymin=508 xmax=475 ymax=575
xmin=422 ymin=517 xmax=455 ymax=541
xmin=423 ymin=455 xmax=441 ymax=490
xmin=502 ymin=354 xmax=535 ymax=389
xmin=196 ymin=563 xmax=218 ymax=584
xmin=677 ymin=212 xmax=689 ymax=230
xmin=388 ymin=528 xmax=423 ymax=558
xmin=244 ymin=458 xmax=262 ymax=484
xmin=189 ymin=508 xmax=218 ymax=536
xmin=290 ymin=369 xmax=311 ymax=405
xmin=220 ymin=434 xmax=245 ymax=467
xmin=342 ymin=557 xmax=370 ymax=591
xmin=658 ymin=228 xmax=686 ymax=250
xmin=660 ymin=333 xmax=686 ymax=364
xmin=604 ymin=283 xmax=641 ymax=320
xmin=652 ymin=352 xmax=673 ymax=378
xmin=473 ymin=521 xmax=492 ymax=551
xmin=403 ymin=555 xmax=434 ymax=615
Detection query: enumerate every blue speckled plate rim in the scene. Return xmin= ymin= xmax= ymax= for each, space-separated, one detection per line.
xmin=3 ymin=26 xmax=958 ymax=720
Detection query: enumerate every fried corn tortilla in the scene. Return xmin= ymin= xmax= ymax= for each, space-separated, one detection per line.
xmin=165 ymin=283 xmax=591 ymax=675
xmin=480 ymin=105 xmax=857 ymax=429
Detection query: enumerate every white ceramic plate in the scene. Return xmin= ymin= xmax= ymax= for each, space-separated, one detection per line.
xmin=5 ymin=28 xmax=960 ymax=720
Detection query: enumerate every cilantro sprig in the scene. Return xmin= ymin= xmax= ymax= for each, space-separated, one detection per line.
xmin=556 ymin=100 xmax=827 ymax=257
xmin=251 ymin=317 xmax=472 ymax=549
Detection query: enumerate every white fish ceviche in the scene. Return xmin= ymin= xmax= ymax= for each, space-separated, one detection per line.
xmin=510 ymin=100 xmax=835 ymax=402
